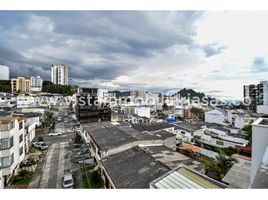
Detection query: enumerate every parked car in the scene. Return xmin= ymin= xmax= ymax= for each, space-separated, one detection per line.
xmin=32 ymin=142 xmax=48 ymax=150
xmin=63 ymin=174 xmax=74 ymax=189
xmin=48 ymin=132 xmax=62 ymax=136
xmin=57 ymin=117 xmax=62 ymax=121
xmin=64 ymin=118 xmax=69 ymax=123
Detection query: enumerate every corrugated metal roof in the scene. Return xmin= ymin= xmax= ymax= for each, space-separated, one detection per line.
xmin=152 ymin=167 xmax=222 ymax=189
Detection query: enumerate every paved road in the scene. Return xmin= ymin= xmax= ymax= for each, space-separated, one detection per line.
xmin=29 ymin=105 xmax=83 ymax=189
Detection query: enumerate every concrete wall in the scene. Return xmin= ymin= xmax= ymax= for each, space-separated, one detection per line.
xmin=251 ymin=119 xmax=268 ymax=184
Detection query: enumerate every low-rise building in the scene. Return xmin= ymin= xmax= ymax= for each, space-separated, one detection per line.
xmin=0 ymin=93 xmax=17 ymax=108
xmin=150 ymin=165 xmax=227 ymax=189
xmin=205 ymin=109 xmax=226 ymax=125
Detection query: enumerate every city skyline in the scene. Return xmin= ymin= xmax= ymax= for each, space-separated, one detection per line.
xmin=1 ymin=11 xmax=268 ymax=99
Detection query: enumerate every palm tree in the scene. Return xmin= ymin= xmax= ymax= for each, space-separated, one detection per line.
xmin=215 ymin=150 xmax=238 ymax=177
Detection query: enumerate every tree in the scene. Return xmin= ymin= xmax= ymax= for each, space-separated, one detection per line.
xmin=201 ymin=150 xmax=238 ymax=180
xmin=242 ymin=124 xmax=252 ymax=144
xmin=162 ymin=103 xmax=168 ymax=111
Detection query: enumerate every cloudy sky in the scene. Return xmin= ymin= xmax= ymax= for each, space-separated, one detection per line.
xmin=0 ymin=11 xmax=268 ymax=99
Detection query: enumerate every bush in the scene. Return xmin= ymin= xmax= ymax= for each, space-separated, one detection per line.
xmin=38 ymin=136 xmax=44 ymax=142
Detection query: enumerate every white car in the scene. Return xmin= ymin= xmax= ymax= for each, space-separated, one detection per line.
xmin=57 ymin=117 xmax=62 ymax=121
xmin=48 ymin=132 xmax=62 ymax=136
xmin=32 ymin=142 xmax=48 ymax=150
xmin=63 ymin=174 xmax=74 ymax=188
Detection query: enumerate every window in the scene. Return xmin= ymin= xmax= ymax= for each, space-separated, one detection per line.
xmin=19 ymin=134 xmax=23 ymax=143
xmin=0 ymin=138 xmax=9 ymax=150
xmin=19 ymin=121 xmax=23 ymax=130
xmin=1 ymin=156 xmax=10 ymax=167
xmin=10 ymin=136 xmax=14 ymax=148
xmin=0 ymin=123 xmax=8 ymax=131
xmin=19 ymin=147 xmax=24 ymax=156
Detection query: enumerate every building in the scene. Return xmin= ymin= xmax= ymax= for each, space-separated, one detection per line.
xmin=250 ymin=118 xmax=268 ymax=187
xmin=0 ymin=113 xmax=25 ymax=189
xmin=226 ymin=110 xmax=256 ymax=129
xmin=51 ymin=64 xmax=69 ymax=85
xmin=16 ymin=94 xmax=35 ymax=108
xmin=30 ymin=76 xmax=43 ymax=92
xmin=0 ymin=65 xmax=9 ymax=80
xmin=76 ymin=88 xmax=111 ymax=122
xmin=101 ymin=146 xmax=170 ymax=188
xmin=150 ymin=165 xmax=226 ymax=189
xmin=0 ymin=93 xmax=17 ymax=108
xmin=11 ymin=77 xmax=30 ymax=93
xmin=244 ymin=81 xmax=268 ymax=113
xmin=205 ymin=109 xmax=226 ymax=125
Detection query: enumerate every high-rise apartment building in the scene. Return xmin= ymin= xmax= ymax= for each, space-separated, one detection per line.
xmin=244 ymin=81 xmax=268 ymax=113
xmin=0 ymin=65 xmax=9 ymax=80
xmin=51 ymin=64 xmax=69 ymax=85
xmin=30 ymin=76 xmax=43 ymax=92
xmin=11 ymin=77 xmax=30 ymax=93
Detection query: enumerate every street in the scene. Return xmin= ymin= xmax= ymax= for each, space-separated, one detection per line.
xmin=29 ymin=105 xmax=83 ymax=189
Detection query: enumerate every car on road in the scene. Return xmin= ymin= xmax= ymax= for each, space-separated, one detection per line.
xmin=64 ymin=118 xmax=69 ymax=123
xmin=57 ymin=116 xmax=62 ymax=121
xmin=32 ymin=142 xmax=48 ymax=150
xmin=63 ymin=174 xmax=74 ymax=189
xmin=48 ymin=132 xmax=62 ymax=136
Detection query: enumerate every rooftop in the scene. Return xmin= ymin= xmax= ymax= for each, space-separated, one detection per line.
xmin=82 ymin=122 xmax=137 ymax=151
xmin=132 ymin=122 xmax=174 ymax=132
xmin=141 ymin=145 xmax=204 ymax=172
xmin=222 ymin=159 xmax=251 ymax=188
xmin=102 ymin=146 xmax=170 ymax=188
xmin=150 ymin=165 xmax=227 ymax=189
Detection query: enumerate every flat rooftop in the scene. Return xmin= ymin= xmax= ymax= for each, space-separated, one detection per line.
xmin=102 ymin=146 xmax=170 ymax=188
xmin=141 ymin=145 xmax=204 ymax=172
xmin=132 ymin=122 xmax=174 ymax=132
xmin=150 ymin=165 xmax=227 ymax=189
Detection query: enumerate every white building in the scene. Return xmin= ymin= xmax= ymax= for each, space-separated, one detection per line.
xmin=205 ymin=109 xmax=226 ymax=125
xmin=51 ymin=64 xmax=69 ymax=85
xmin=251 ymin=118 xmax=268 ymax=185
xmin=226 ymin=110 xmax=256 ymax=129
xmin=30 ymin=76 xmax=43 ymax=92
xmin=0 ymin=65 xmax=9 ymax=80
xmin=0 ymin=114 xmax=25 ymax=189
xmin=16 ymin=94 xmax=35 ymax=108
xmin=0 ymin=93 xmax=17 ymax=108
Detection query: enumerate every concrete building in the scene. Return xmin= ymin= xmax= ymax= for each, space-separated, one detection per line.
xmin=51 ymin=64 xmax=69 ymax=85
xmin=251 ymin=118 xmax=268 ymax=186
xmin=16 ymin=94 xmax=35 ymax=108
xmin=30 ymin=76 xmax=43 ymax=92
xmin=244 ymin=81 xmax=268 ymax=113
xmin=0 ymin=65 xmax=9 ymax=80
xmin=205 ymin=109 xmax=226 ymax=125
xmin=76 ymin=88 xmax=111 ymax=122
xmin=11 ymin=77 xmax=30 ymax=93
xmin=0 ymin=93 xmax=17 ymax=108
xmin=0 ymin=113 xmax=25 ymax=189
xmin=226 ymin=110 xmax=256 ymax=129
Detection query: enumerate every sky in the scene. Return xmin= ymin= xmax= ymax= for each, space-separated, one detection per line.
xmin=0 ymin=11 xmax=268 ymax=99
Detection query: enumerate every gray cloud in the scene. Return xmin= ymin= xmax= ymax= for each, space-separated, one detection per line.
xmin=0 ymin=11 xmax=206 ymax=90
xmin=202 ymin=43 xmax=226 ymax=57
